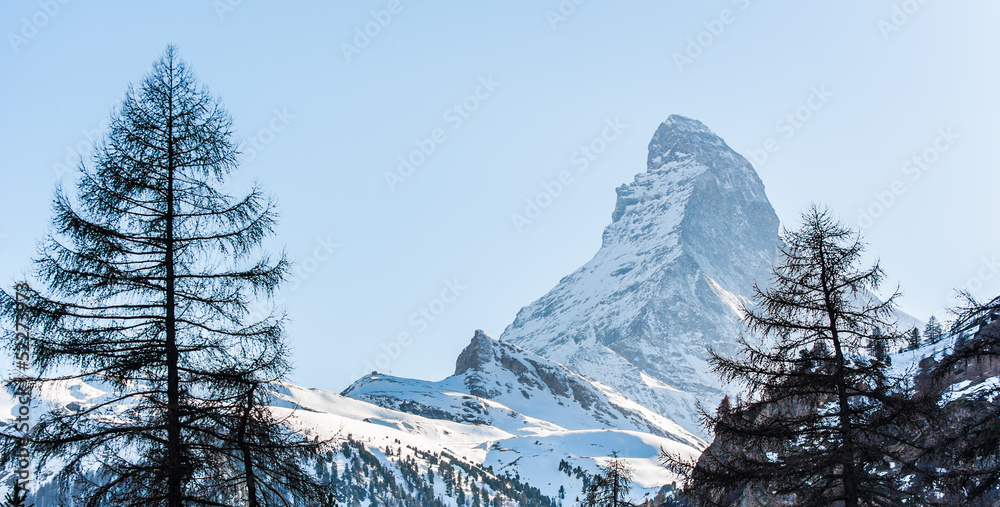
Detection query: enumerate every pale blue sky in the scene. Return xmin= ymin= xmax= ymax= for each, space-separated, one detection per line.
xmin=1 ymin=1 xmax=998 ymax=392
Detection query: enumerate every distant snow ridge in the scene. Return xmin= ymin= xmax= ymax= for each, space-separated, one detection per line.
xmin=500 ymin=115 xmax=781 ymax=438
xmin=339 ymin=329 xmax=705 ymax=500
xmin=343 ymin=330 xmax=704 ymax=449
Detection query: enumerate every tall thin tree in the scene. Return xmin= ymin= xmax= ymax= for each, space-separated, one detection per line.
xmin=600 ymin=452 xmax=634 ymax=507
xmin=0 ymin=46 xmax=323 ymax=506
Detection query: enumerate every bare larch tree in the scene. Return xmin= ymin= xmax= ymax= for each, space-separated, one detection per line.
xmin=664 ymin=206 xmax=928 ymax=507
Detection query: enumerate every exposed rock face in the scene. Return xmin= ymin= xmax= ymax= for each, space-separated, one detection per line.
xmin=454 ymin=329 xmax=494 ymax=375
xmin=499 ymin=115 xmax=781 ymax=437
xmin=919 ymin=319 xmax=1000 ymax=396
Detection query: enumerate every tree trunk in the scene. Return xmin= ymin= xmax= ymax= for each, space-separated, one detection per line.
xmin=165 ymin=57 xmax=183 ymax=507
xmin=819 ymin=242 xmax=859 ymax=507
xmin=239 ymin=385 xmax=259 ymax=507
xmin=830 ymin=327 xmax=859 ymax=507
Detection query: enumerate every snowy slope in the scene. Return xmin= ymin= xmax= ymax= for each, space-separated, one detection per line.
xmin=500 ymin=115 xmax=781 ymax=438
xmin=342 ymin=330 xmax=705 ymax=449
xmin=1 ymin=371 xmax=701 ymax=504
xmin=279 ymin=381 xmax=697 ymax=502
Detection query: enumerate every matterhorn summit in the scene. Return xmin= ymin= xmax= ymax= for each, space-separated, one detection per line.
xmin=500 ymin=115 xmax=781 ymax=437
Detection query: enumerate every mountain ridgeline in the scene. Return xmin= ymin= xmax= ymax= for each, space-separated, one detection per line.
xmin=344 ymin=330 xmax=703 ymax=448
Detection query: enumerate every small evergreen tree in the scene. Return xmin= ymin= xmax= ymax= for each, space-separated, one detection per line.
xmin=582 ymin=476 xmax=604 ymax=507
xmin=869 ymin=327 xmax=891 ymax=366
xmin=2 ymin=481 xmax=33 ymax=507
xmin=583 ymin=452 xmax=633 ymax=506
xmin=924 ymin=315 xmax=944 ymax=344
xmin=907 ymin=327 xmax=921 ymax=350
xmin=713 ymin=395 xmax=732 ymax=433
xmin=600 ymin=453 xmax=634 ymax=507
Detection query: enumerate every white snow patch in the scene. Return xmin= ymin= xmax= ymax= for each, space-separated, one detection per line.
xmin=640 ymin=372 xmax=681 ymax=392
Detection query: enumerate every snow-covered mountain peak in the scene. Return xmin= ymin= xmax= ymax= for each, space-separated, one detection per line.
xmin=658 ymin=114 xmax=714 ymax=134
xmin=643 ymin=115 xmax=728 ymax=171
xmin=502 ymin=115 xmax=781 ymax=437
